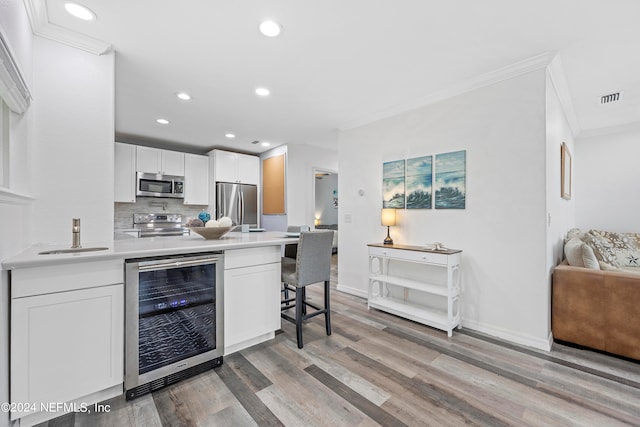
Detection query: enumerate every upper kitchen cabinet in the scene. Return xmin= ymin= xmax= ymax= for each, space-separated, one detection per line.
xmin=115 ymin=142 xmax=136 ymax=203
xmin=136 ymin=146 xmax=185 ymax=176
xmin=210 ymin=149 xmax=259 ymax=185
xmin=184 ymin=154 xmax=209 ymax=205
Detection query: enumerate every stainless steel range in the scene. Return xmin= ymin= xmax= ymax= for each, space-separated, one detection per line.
xmin=133 ymin=213 xmax=189 ymax=237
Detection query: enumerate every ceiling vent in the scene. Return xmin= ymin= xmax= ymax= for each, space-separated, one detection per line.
xmin=600 ymin=91 xmax=623 ymax=104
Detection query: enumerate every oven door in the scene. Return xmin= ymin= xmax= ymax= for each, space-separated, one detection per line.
xmin=125 ymin=252 xmax=224 ymax=398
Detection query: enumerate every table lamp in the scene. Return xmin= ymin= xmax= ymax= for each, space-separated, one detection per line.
xmin=381 ymin=208 xmax=396 ymax=245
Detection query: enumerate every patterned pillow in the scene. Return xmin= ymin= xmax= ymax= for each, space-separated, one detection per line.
xmin=583 ymin=230 xmax=638 ymax=267
xmin=616 ymin=250 xmax=640 ymax=267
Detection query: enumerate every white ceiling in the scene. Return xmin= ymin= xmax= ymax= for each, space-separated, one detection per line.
xmin=34 ymin=0 xmax=640 ymax=153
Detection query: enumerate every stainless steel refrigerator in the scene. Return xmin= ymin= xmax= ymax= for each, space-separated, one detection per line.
xmin=215 ymin=182 xmax=258 ymax=226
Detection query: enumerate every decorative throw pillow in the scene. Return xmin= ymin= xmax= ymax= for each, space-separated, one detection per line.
xmin=564 ymin=237 xmax=585 ymax=267
xmin=566 ymin=228 xmax=583 ymax=241
xmin=583 ymin=230 xmax=637 ymax=268
xmin=615 ymin=250 xmax=640 ymax=267
xmin=581 ymin=243 xmax=600 ymax=269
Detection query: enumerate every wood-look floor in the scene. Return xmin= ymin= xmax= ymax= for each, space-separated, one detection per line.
xmin=39 ymin=254 xmax=640 ymax=426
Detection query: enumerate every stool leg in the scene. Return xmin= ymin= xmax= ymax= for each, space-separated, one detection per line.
xmin=301 ymin=287 xmax=307 ymax=315
xmin=324 ymin=280 xmax=331 ymax=336
xmin=296 ymin=287 xmax=304 ymax=348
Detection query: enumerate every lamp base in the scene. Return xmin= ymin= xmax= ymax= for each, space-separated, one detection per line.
xmin=383 ymin=226 xmax=393 ymax=245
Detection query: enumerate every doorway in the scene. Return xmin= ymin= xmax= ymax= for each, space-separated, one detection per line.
xmin=313 ymin=169 xmax=338 ymax=253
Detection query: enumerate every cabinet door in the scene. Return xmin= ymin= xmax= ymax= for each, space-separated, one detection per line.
xmin=224 ymin=262 xmax=280 ymax=353
xmin=161 ymin=149 xmax=185 ymax=176
xmin=213 ymin=150 xmax=238 ymax=182
xmin=114 ymin=143 xmax=136 ymax=203
xmin=136 ymin=146 xmax=161 ymax=174
xmin=11 ymin=284 xmax=124 ymax=418
xmin=184 ymin=153 xmax=209 ymax=205
xmin=237 ymin=153 xmax=260 ymax=185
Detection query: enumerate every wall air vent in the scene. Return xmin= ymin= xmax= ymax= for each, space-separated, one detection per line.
xmin=600 ymin=91 xmax=623 ymax=104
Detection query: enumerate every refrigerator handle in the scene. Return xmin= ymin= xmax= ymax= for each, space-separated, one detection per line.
xmin=239 ymin=188 xmax=245 ymax=224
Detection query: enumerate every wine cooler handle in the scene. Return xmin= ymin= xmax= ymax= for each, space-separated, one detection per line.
xmin=138 ymin=257 xmax=221 ymax=271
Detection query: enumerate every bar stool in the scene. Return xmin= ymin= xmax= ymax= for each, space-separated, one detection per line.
xmin=281 ymin=230 xmax=334 ymax=348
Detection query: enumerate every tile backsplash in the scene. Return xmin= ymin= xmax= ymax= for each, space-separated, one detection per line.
xmin=114 ymin=198 xmax=209 ymax=229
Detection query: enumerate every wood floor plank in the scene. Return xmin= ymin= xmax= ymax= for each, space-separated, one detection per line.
xmin=215 ymin=360 xmax=284 ymax=426
xmin=304 ymin=364 xmax=408 ymax=427
xmin=75 ymin=394 xmax=162 ymax=427
xmin=224 ymin=352 xmax=273 ymax=393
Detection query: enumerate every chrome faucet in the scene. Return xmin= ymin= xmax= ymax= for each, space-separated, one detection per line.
xmin=71 ymin=218 xmax=82 ymax=248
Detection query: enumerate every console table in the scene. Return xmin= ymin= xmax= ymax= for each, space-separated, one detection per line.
xmin=367 ymin=243 xmax=462 ymax=336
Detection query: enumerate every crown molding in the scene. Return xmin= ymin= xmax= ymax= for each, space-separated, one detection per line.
xmin=577 ymin=120 xmax=640 ymax=140
xmin=0 ymin=31 xmax=32 ymax=113
xmin=546 ymin=54 xmax=581 ymax=136
xmin=339 ymin=51 xmax=558 ymax=131
xmin=23 ymin=0 xmax=112 ymax=55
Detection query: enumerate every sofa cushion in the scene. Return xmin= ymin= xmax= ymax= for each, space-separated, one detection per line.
xmin=564 ymin=237 xmax=585 ymax=267
xmin=582 ymin=243 xmax=600 ymax=269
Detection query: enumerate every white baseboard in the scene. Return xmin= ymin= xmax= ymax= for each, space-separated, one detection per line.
xmin=336 ymin=283 xmax=368 ymax=299
xmin=463 ymin=318 xmax=552 ymax=352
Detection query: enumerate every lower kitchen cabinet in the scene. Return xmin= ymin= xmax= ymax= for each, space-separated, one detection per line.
xmin=223 ymin=246 xmax=281 ymax=354
xmin=10 ymin=261 xmax=124 ymax=425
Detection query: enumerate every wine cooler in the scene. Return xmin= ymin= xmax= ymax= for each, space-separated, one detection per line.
xmin=124 ymin=252 xmax=224 ymax=400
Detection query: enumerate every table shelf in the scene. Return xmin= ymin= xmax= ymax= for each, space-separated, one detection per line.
xmin=367 ymin=243 xmax=462 ymax=337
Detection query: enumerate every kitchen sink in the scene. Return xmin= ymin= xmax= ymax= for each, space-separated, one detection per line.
xmin=38 ymin=247 xmax=109 ymax=255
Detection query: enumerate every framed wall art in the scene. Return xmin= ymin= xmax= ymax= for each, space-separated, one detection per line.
xmin=561 ymin=142 xmax=571 ymax=200
xmin=382 ymin=159 xmax=405 ymax=208
xmin=434 ymin=150 xmax=466 ymax=209
xmin=406 ymin=155 xmax=432 ymax=209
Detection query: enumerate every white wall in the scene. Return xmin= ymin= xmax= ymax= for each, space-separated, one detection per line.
xmin=574 ymin=125 xmax=640 ymax=233
xmin=286 ymin=144 xmax=338 ymax=227
xmin=544 ymin=67 xmax=577 ymax=343
xmin=260 ymin=144 xmax=338 ymax=231
xmin=31 ymin=37 xmax=115 ymax=244
xmin=315 ymin=173 xmax=338 ymax=225
xmin=0 ymin=2 xmax=34 ymax=426
xmin=338 ymin=69 xmax=551 ymax=349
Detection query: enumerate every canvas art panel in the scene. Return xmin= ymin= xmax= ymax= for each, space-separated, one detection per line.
xmin=406 ymin=155 xmax=433 ymax=209
xmin=435 ymin=150 xmax=466 ymax=209
xmin=382 ymin=159 xmax=405 ymax=208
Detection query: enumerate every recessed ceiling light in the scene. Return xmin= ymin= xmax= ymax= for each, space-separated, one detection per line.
xmin=225 ymin=133 xmax=236 ymax=139
xmin=176 ymin=92 xmax=191 ymax=101
xmin=156 ymin=118 xmax=169 ymax=125
xmin=255 ymin=87 xmax=270 ymax=97
xmin=261 ymin=141 xmax=271 ymax=147
xmin=64 ymin=2 xmax=96 ymax=21
xmin=259 ymin=21 xmax=281 ymax=37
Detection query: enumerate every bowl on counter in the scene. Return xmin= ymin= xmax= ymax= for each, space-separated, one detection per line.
xmin=189 ymin=226 xmax=232 ymax=240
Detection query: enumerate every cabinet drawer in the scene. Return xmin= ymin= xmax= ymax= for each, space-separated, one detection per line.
xmin=11 ymin=260 xmax=123 ymax=298
xmin=224 ymin=246 xmax=280 ymax=270
xmin=369 ymin=246 xmax=448 ymax=265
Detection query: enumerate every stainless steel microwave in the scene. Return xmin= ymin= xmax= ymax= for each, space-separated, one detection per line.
xmin=136 ymin=172 xmax=185 ymax=198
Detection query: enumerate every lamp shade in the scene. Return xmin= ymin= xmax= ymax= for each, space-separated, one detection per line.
xmin=381 ymin=208 xmax=396 ymax=226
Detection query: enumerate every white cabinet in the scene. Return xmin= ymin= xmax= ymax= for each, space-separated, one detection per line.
xmin=115 ymin=142 xmax=136 ymax=203
xmin=236 ymin=153 xmax=260 ymax=184
xmin=136 ymin=146 xmax=184 ymax=176
xmin=210 ymin=149 xmax=259 ymax=184
xmin=224 ymin=246 xmax=281 ymax=354
xmin=184 ymin=153 xmax=209 ymax=205
xmin=10 ymin=260 xmax=124 ymax=424
xmin=368 ymin=244 xmax=462 ymax=337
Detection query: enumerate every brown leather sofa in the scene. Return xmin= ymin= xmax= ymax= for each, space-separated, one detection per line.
xmin=552 ymin=261 xmax=640 ymax=360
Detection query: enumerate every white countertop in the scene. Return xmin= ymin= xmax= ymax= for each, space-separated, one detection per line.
xmin=2 ymin=231 xmax=298 ymax=269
